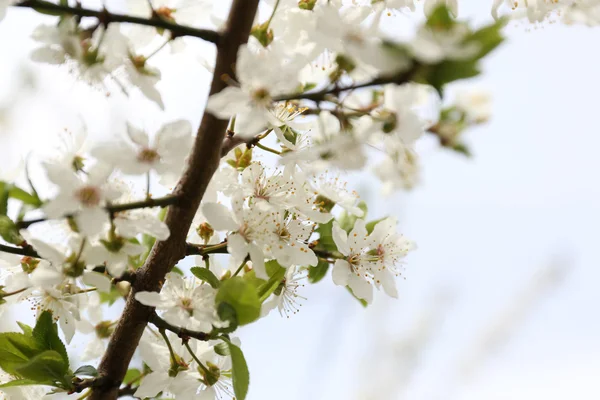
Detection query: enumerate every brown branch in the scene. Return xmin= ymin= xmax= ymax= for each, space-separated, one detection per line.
xmin=185 ymin=241 xmax=228 ymax=256
xmin=149 ymin=313 xmax=211 ymax=341
xmin=274 ymin=65 xmax=420 ymax=102
xmin=90 ymin=1 xmax=260 ymax=398
xmin=15 ymin=0 xmax=219 ymax=43
xmin=0 ymin=243 xmax=39 ymax=258
xmin=16 ymin=194 xmax=180 ymax=229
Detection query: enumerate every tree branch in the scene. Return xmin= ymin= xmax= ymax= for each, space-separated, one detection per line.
xmin=14 ymin=0 xmax=220 ymax=43
xmin=149 ymin=313 xmax=211 ymax=341
xmin=185 ymin=241 xmax=228 ymax=256
xmin=0 ymin=243 xmax=39 ymax=258
xmin=16 ymin=194 xmax=180 ymax=229
xmin=274 ymin=65 xmax=420 ymax=102
xmin=90 ymin=1 xmax=260 ymax=398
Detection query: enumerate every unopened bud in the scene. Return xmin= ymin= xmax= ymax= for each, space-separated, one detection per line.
xmin=196 ymin=222 xmax=214 ymax=244
xmin=251 ymin=23 xmax=274 ymax=47
xmin=298 ymin=0 xmax=316 ymax=10
xmin=21 ymin=256 xmax=40 ymax=274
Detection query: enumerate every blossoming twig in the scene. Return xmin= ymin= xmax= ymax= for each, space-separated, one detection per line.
xmin=0 ymin=243 xmax=40 ymax=258
xmin=16 ymin=194 xmax=180 ymax=229
xmin=15 ymin=0 xmax=220 ymax=43
xmin=149 ymin=313 xmax=211 ymax=341
xmin=274 ymin=66 xmax=420 ymax=102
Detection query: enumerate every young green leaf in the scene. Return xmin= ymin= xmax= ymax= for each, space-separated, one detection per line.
xmin=216 ymin=278 xmax=261 ymax=325
xmin=225 ymin=340 xmax=250 ymax=400
xmin=74 ymin=365 xmax=98 ymax=377
xmin=257 ymin=261 xmax=286 ymax=302
xmin=308 ymin=259 xmax=330 ymax=284
xmin=123 ymin=368 xmax=142 ymax=385
xmin=33 ymin=311 xmax=69 ymax=365
xmin=0 ymin=379 xmax=39 ymax=388
xmin=14 ymin=350 xmax=69 ymax=385
xmin=191 ymin=266 xmax=221 ymax=288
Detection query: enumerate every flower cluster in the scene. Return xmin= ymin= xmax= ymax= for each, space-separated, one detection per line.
xmin=0 ymin=0 xmax=510 ymax=399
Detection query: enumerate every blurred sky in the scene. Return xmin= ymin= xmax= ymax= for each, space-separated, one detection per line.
xmin=1 ymin=1 xmax=600 ymax=399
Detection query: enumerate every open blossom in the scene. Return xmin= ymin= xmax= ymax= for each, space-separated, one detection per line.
xmin=202 ymin=198 xmax=273 ymax=279
xmin=42 ymin=163 xmax=121 ymax=236
xmin=30 ymin=18 xmax=128 ymax=84
xmin=265 ymin=211 xmax=317 ymax=268
xmin=331 ymin=220 xmax=375 ymax=303
xmin=136 ymin=331 xmax=201 ymax=400
xmin=206 ymin=45 xmax=300 ymax=137
xmin=135 ymin=272 xmax=225 ymax=331
xmin=25 ymin=234 xmax=112 ymax=292
xmin=92 ymin=120 xmax=192 ymax=179
xmin=262 ymin=266 xmax=307 ymax=318
xmin=239 ymin=162 xmax=294 ymax=211
xmin=331 ymin=218 xmax=414 ymax=303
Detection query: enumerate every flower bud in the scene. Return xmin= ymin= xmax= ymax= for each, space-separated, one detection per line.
xmin=196 ymin=222 xmax=214 ymax=244
xmin=20 ymin=256 xmax=40 ymax=274
xmin=251 ymin=23 xmax=274 ymax=47
xmin=298 ymin=0 xmax=316 ymax=10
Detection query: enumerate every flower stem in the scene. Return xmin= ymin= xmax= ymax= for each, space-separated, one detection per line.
xmin=255 ymin=142 xmax=281 ymax=155
xmin=266 ymin=0 xmax=281 ymax=28
xmin=159 ymin=328 xmax=178 ymax=367
xmin=184 ymin=341 xmax=210 ymax=376
xmin=2 ymin=287 xmax=27 ymax=298
xmin=232 ymin=260 xmax=246 ymax=277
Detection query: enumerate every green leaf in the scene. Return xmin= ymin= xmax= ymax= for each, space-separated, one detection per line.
xmin=216 ymin=302 xmax=238 ymax=334
xmin=99 ymin=286 xmax=122 ymax=306
xmin=0 ymin=216 xmax=23 ymax=245
xmin=315 ymin=220 xmax=335 ymax=251
xmin=0 ymin=379 xmax=39 ymax=388
xmin=8 ymin=186 xmax=41 ymax=207
xmin=426 ymin=5 xmax=455 ymax=29
xmin=33 ymin=311 xmax=69 ymax=366
xmin=15 ymin=350 xmax=68 ymax=384
xmin=191 ymin=267 xmax=221 ymax=289
xmin=421 ymin=60 xmax=481 ymax=95
xmin=225 ymin=340 xmax=250 ymax=400
xmin=0 ymin=332 xmax=42 ymax=374
xmin=465 ymin=19 xmax=506 ymax=60
xmin=171 ymin=266 xmax=184 ymax=275
xmin=74 ymin=365 xmax=98 ymax=377
xmin=257 ymin=261 xmax=286 ymax=302
xmin=346 ymin=286 xmax=368 ymax=307
xmin=0 ymin=182 xmax=8 ymax=216
xmin=337 ymin=201 xmax=368 ymax=233
xmin=214 ymin=342 xmax=230 ymax=356
xmin=308 ymin=259 xmax=329 ymax=284
xmin=16 ymin=322 xmax=33 ymax=336
xmin=216 ymin=278 xmax=261 ymax=326
xmin=123 ymin=368 xmax=141 ymax=385
xmin=451 ymin=142 xmax=471 ymax=157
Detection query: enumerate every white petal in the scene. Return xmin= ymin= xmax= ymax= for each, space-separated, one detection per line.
xmin=134 ymin=291 xmax=164 ymax=307
xmin=227 ymin=233 xmax=249 ymax=262
xmin=202 ymin=203 xmax=238 ymax=231
xmin=205 ymin=86 xmax=250 ymax=119
xmin=249 ymin=243 xmax=267 ymax=279
xmin=332 ymin=260 xmax=350 ymax=286
xmin=82 ymin=271 xmax=111 ymax=293
xmin=126 ymin=123 xmax=149 ymax=147
xmin=332 ymin=222 xmax=350 ymax=255
xmin=134 ymin=372 xmax=171 ymax=399
xmin=76 ymin=208 xmax=109 ymax=236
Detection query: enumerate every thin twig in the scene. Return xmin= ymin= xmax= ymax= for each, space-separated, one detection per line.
xmin=15 ymin=0 xmax=220 ymax=43
xmin=149 ymin=313 xmax=211 ymax=341
xmin=0 ymin=243 xmax=40 ymax=258
xmin=17 ymin=194 xmax=180 ymax=229
xmin=274 ymin=65 xmax=420 ymax=102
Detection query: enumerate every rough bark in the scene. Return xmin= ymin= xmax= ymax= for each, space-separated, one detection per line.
xmin=90 ymin=1 xmax=260 ymax=398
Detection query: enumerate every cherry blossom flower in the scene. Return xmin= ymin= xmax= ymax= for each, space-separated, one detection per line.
xmin=206 ymin=45 xmax=300 ymax=137
xmin=135 ymin=272 xmax=224 ymax=331
xmin=202 ymin=198 xmax=273 ymax=279
xmin=92 ymin=120 xmax=192 ymax=180
xmin=331 ymin=220 xmax=375 ymax=304
xmin=135 ymin=331 xmax=201 ymax=399
xmin=42 ymin=163 xmax=121 ymax=236
xmin=265 ymin=211 xmax=317 ymax=268
xmin=261 ymin=266 xmax=307 ymax=318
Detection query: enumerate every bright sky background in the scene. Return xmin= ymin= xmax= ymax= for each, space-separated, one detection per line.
xmin=1 ymin=1 xmax=600 ymax=399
